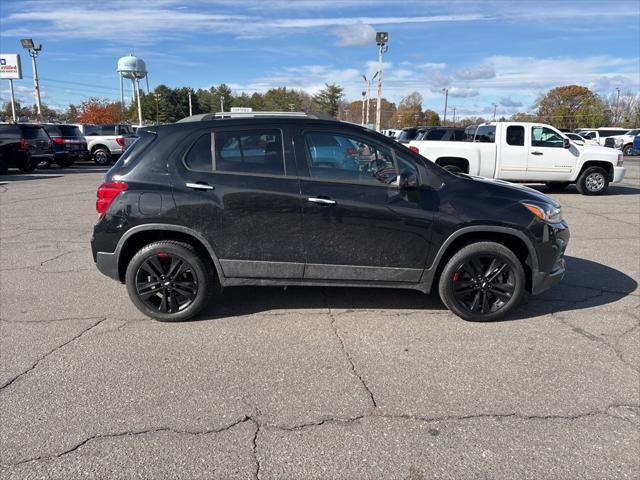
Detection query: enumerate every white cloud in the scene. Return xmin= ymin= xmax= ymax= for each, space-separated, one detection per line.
xmin=334 ymin=23 xmax=376 ymax=46
xmin=454 ymin=63 xmax=496 ymax=80
xmin=499 ymin=96 xmax=523 ymax=108
xmin=448 ymin=87 xmax=479 ymax=98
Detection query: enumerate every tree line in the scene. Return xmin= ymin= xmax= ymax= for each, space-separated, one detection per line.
xmin=2 ymin=84 xmax=638 ymax=130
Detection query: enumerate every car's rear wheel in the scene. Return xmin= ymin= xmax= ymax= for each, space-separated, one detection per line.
xmin=19 ymin=157 xmax=38 ymax=172
xmin=125 ymin=241 xmax=214 ymax=322
xmin=576 ymin=166 xmax=609 ymax=195
xmin=438 ymin=241 xmax=525 ymax=322
xmin=0 ymin=156 xmax=7 ymax=175
xmin=622 ymin=144 xmax=633 ymax=156
xmin=93 ymin=148 xmax=112 ymax=165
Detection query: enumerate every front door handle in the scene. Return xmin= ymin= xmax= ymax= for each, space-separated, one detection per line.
xmin=531 ymin=151 xmax=544 ymax=156
xmin=186 ymin=182 xmax=214 ymax=191
xmin=307 ymin=197 xmax=336 ymax=205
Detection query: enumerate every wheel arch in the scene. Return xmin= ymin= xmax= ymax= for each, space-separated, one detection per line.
xmin=115 ymin=224 xmax=223 ymax=283
xmin=577 ymin=160 xmax=614 ymax=181
xmin=421 ymin=226 xmax=537 ymax=294
xmin=91 ymin=143 xmax=109 ymax=154
xmin=435 ymin=157 xmax=470 ymax=173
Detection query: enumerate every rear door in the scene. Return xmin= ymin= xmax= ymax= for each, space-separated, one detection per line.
xmin=496 ymin=125 xmax=527 ymax=180
xmin=294 ymin=128 xmax=434 ymax=283
xmin=171 ymin=124 xmax=305 ymax=280
xmin=22 ymin=126 xmax=51 ymax=156
xmin=527 ymin=125 xmax=578 ymax=181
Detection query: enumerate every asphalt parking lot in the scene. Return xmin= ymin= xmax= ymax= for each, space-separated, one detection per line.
xmin=1 ymin=159 xmax=639 ymax=479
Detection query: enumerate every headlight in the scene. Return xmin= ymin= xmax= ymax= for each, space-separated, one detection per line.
xmin=523 ymin=202 xmax=563 ymax=223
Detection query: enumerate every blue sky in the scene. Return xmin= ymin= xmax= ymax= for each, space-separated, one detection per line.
xmin=1 ymin=0 xmax=639 ymax=118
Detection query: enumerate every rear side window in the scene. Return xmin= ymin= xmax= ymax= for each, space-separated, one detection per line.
xmin=60 ymin=125 xmax=82 ymax=136
xmin=506 ymin=126 xmax=525 ymax=146
xmin=0 ymin=125 xmax=21 ymax=137
xmin=184 ymin=129 xmax=285 ymax=176
xmin=22 ymin=127 xmax=49 ymax=139
xmin=452 ymin=129 xmax=467 ymax=141
xmin=474 ymin=126 xmax=496 ymax=143
xmin=425 ymin=129 xmax=446 ymax=140
xmin=397 ymin=129 xmax=418 ymax=141
xmin=84 ymin=125 xmax=100 ymax=135
xmin=44 ymin=125 xmax=62 ymax=136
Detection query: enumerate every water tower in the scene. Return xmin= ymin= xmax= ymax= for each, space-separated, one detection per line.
xmin=117 ymin=54 xmax=149 ymax=125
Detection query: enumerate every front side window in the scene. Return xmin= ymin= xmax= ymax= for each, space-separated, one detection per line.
xmin=184 ymin=129 xmax=284 ymax=175
xmin=304 ymin=132 xmax=397 ymax=185
xmin=506 ymin=126 xmax=525 ymax=146
xmin=531 ymin=126 xmax=564 ymax=148
xmin=474 ymin=126 xmax=496 ymax=143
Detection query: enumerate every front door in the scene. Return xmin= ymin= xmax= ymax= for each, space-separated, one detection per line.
xmin=294 ymin=129 xmax=434 ymax=283
xmin=171 ymin=125 xmax=305 ymax=280
xmin=527 ymin=125 xmax=578 ymax=181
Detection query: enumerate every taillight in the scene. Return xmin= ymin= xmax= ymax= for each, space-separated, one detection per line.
xmin=51 ymin=137 xmax=65 ymax=145
xmin=96 ymin=181 xmax=128 ymax=216
xmin=20 ymin=138 xmax=29 ymax=150
xmin=409 ymin=146 xmax=420 ymax=154
xmin=116 ymin=137 xmax=126 ymax=147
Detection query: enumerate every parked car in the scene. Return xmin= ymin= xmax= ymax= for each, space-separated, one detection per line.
xmin=575 ymin=127 xmax=629 ymax=146
xmin=632 ymin=134 xmax=640 ymax=155
xmin=415 ymin=127 xmax=467 ymax=141
xmin=564 ymin=132 xmax=598 ymax=146
xmin=75 ymin=123 xmax=136 ymax=165
xmin=0 ymin=123 xmax=54 ymax=174
xmin=396 ymin=126 xmax=430 ymax=144
xmin=92 ymin=113 xmax=570 ymax=323
xmin=603 ymin=128 xmax=640 ymax=155
xmin=409 ymin=122 xmax=625 ymax=195
xmin=41 ymin=124 xmax=89 ymax=167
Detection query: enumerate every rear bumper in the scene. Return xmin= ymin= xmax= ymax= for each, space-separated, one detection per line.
xmin=612 ymin=166 xmax=626 ymax=183
xmin=91 ymin=235 xmax=120 ymax=280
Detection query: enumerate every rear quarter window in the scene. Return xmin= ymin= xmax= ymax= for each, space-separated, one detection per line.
xmin=0 ymin=125 xmax=21 ymax=137
xmin=22 ymin=127 xmax=49 ymax=139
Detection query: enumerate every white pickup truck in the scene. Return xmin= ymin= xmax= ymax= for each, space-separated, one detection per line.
xmin=74 ymin=124 xmax=137 ymax=165
xmin=408 ymin=122 xmax=626 ymax=195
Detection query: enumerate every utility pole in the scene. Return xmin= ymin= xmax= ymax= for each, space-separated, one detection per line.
xmin=8 ymin=79 xmax=17 ymax=122
xmin=492 ymin=103 xmax=497 ymax=121
xmin=155 ymin=93 xmax=161 ymax=124
xmin=20 ymin=39 xmax=43 ymax=121
xmin=220 ymin=97 xmax=224 ymax=112
xmin=188 ymin=89 xmax=193 ymax=116
xmin=375 ymin=32 xmax=388 ymax=132
xmin=452 ymin=107 xmax=456 ymax=127
xmin=442 ymin=88 xmax=449 ymax=124
xmin=361 ymin=74 xmax=367 ymax=126
xmin=367 ymin=72 xmax=377 ymax=126
xmin=615 ymin=87 xmax=621 ymax=125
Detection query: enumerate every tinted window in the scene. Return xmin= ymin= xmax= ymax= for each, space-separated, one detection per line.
xmin=0 ymin=125 xmax=20 ymax=136
xmin=452 ymin=129 xmax=467 ymax=141
xmin=304 ymin=132 xmax=397 ymax=186
xmin=60 ymin=125 xmax=82 ymax=136
xmin=474 ymin=125 xmax=495 ymax=143
xmin=532 ymin=126 xmax=563 ymax=148
xmin=100 ymin=125 xmax=115 ymax=135
xmin=506 ymin=126 xmax=525 ymax=146
xmin=397 ymin=128 xmax=418 ymax=141
xmin=84 ymin=125 xmax=100 ymax=135
xmin=43 ymin=125 xmax=61 ymax=136
xmin=184 ymin=133 xmax=213 ymax=171
xmin=425 ymin=129 xmax=446 ymax=140
xmin=579 ymin=131 xmax=596 ymax=139
xmin=215 ymin=130 xmax=284 ymax=175
xmin=22 ymin=126 xmax=49 ymax=139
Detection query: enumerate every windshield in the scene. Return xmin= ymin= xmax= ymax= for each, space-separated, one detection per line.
xmin=626 ymin=129 xmax=639 ymax=136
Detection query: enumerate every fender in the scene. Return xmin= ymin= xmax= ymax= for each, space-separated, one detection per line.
xmin=418 ymin=225 xmax=539 ymax=293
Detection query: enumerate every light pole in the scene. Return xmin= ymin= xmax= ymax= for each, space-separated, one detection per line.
xmin=361 ymin=90 xmax=366 ymax=125
xmin=20 ymin=39 xmax=43 ymax=121
xmin=188 ymin=89 xmax=193 ymax=116
xmin=452 ymin=107 xmax=456 ymax=127
xmin=375 ymin=32 xmax=388 ymax=132
xmin=615 ymin=87 xmax=621 ymax=125
xmin=492 ymin=103 xmax=497 ymax=121
xmin=154 ymin=93 xmax=161 ymax=124
xmin=442 ymin=88 xmax=449 ymax=124
xmin=366 ymin=72 xmax=378 ymax=126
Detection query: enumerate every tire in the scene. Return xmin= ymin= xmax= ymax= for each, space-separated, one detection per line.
xmin=19 ymin=157 xmax=38 ymax=172
xmin=622 ymin=144 xmax=633 ymax=156
xmin=438 ymin=241 xmax=526 ymax=322
xmin=545 ymin=182 xmax=570 ymax=190
xmin=93 ymin=147 xmax=112 ymax=166
xmin=443 ymin=164 xmax=463 ymax=174
xmin=0 ymin=157 xmax=7 ymax=175
xmin=576 ymin=166 xmax=609 ymax=195
xmin=125 ymin=240 xmax=214 ymax=322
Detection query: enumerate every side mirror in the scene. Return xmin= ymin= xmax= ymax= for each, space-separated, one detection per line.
xmin=397 ymin=170 xmax=418 ymax=190
xmin=563 ymin=138 xmax=571 ymax=149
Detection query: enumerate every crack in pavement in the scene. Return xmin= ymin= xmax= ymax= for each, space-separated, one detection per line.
xmin=322 ymin=288 xmax=378 ymax=409
xmin=3 ymin=416 xmax=254 ymax=469
xmin=0 ymin=317 xmax=106 ymax=392
xmin=251 ymin=420 xmax=261 ymax=480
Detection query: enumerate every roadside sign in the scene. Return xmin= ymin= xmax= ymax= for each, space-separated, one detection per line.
xmin=230 ymin=107 xmax=252 ymax=113
xmin=0 ymin=53 xmax=22 ymax=79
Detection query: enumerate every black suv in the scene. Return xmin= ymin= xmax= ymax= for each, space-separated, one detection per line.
xmin=91 ymin=114 xmax=569 ymax=322
xmin=415 ymin=127 xmax=467 ymax=141
xmin=41 ymin=124 xmax=89 ymax=167
xmin=0 ymin=123 xmax=54 ymax=174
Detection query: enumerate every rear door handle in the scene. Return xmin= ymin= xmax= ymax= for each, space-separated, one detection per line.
xmin=531 ymin=151 xmax=543 ymax=156
xmin=186 ymin=182 xmax=214 ymax=191
xmin=308 ymin=197 xmax=336 ymax=205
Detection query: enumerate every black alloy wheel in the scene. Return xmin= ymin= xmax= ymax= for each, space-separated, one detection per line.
xmin=125 ymin=240 xmax=213 ymax=321
xmin=439 ymin=241 xmax=525 ymax=322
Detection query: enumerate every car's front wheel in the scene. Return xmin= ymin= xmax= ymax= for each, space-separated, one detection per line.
xmin=622 ymin=144 xmax=633 ymax=156
xmin=438 ymin=241 xmax=525 ymax=322
xmin=125 ymin=241 xmax=214 ymax=322
xmin=576 ymin=166 xmax=609 ymax=195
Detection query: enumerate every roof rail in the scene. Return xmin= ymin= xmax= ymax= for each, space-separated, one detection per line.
xmin=176 ymin=111 xmax=335 ymax=123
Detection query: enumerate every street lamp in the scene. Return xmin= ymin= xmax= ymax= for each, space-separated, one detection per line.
xmin=20 ymin=38 xmax=43 ymax=121
xmin=442 ymin=88 xmax=449 ymax=124
xmin=361 ymin=90 xmax=366 ymax=125
xmin=375 ymin=32 xmax=388 ymax=132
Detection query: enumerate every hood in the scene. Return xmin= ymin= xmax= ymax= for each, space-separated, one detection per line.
xmin=579 ymin=144 xmax=621 ymax=157
xmin=460 ymin=174 xmax=560 ymax=207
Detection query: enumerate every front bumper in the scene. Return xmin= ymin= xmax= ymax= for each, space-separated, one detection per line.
xmin=613 ymin=166 xmax=626 ymax=183
xmin=530 ymin=221 xmax=570 ymax=295
xmin=531 ymin=257 xmax=565 ymax=295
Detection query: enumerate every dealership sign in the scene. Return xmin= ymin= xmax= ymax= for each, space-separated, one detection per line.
xmin=0 ymin=54 xmax=23 ymax=80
